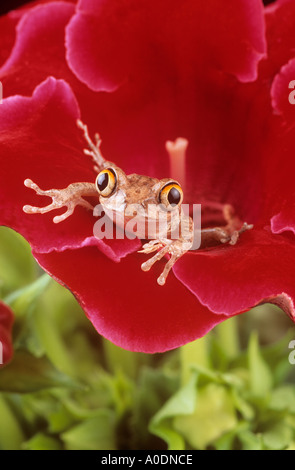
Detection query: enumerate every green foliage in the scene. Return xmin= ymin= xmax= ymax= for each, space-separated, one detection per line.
xmin=0 ymin=227 xmax=295 ymax=450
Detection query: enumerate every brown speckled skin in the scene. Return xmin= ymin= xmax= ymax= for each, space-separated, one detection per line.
xmin=101 ymin=160 xmax=169 ymax=206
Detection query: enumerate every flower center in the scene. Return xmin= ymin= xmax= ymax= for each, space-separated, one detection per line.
xmin=165 ymin=137 xmax=252 ymax=248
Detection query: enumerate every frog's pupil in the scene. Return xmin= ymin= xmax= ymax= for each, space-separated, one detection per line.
xmin=168 ymin=187 xmax=181 ymax=206
xmin=97 ymin=172 xmax=109 ymax=192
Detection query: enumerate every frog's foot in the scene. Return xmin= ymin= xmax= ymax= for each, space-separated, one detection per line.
xmin=139 ymin=239 xmax=191 ymax=286
xmin=206 ymin=211 xmax=253 ymax=246
xmin=209 ymin=222 xmax=252 ymax=246
xmin=23 ymin=179 xmax=96 ymax=223
xmin=200 ymin=203 xmax=253 ymax=247
xmin=219 ymin=204 xmax=253 ymax=245
xmin=77 ymin=119 xmax=105 ymax=172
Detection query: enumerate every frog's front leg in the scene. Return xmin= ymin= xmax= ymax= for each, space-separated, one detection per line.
xmin=23 ymin=179 xmax=98 ymax=223
xmin=140 ymin=237 xmax=193 ymax=286
xmin=139 ymin=214 xmax=194 ymax=286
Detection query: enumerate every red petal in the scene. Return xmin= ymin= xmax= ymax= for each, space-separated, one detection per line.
xmin=262 ymin=0 xmax=295 ymax=79
xmin=0 ymin=2 xmax=76 ymax=97
xmin=0 ymin=301 xmax=14 ymax=367
xmin=271 ymin=205 xmax=295 ymax=236
xmin=0 ymin=76 xmax=139 ymax=259
xmin=66 ymin=0 xmax=266 ymax=92
xmin=63 ymin=0 xmax=270 ymax=218
xmin=34 ymin=247 xmax=229 ymax=353
xmin=0 ymin=1 xmax=77 ymax=69
xmin=173 ymin=228 xmax=295 ymax=321
xmin=271 ymin=57 xmax=295 ymax=118
xmin=1 ymin=0 xmax=294 ymax=354
xmin=260 ymin=58 xmax=295 ymax=229
xmin=0 ymin=0 xmax=269 ymax=216
xmin=0 ymin=13 xmax=18 ymax=67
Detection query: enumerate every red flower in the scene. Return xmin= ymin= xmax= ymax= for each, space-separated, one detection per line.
xmin=0 ymin=0 xmax=294 ymax=353
xmin=0 ymin=301 xmax=14 ymax=366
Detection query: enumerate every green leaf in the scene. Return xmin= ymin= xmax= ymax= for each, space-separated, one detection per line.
xmin=152 ymin=373 xmax=197 ymax=423
xmin=180 ymin=337 xmax=210 ymax=384
xmin=215 ymin=316 xmax=240 ymax=361
xmin=259 ymin=329 xmax=295 ymax=385
xmin=0 ymin=227 xmax=37 ymax=297
xmin=33 ymin=285 xmax=78 ymax=377
xmin=269 ymin=386 xmax=295 ymax=413
xmin=149 ymin=373 xmax=198 ymax=450
xmin=238 ymin=430 xmax=263 ymax=450
xmin=3 ymin=274 xmax=52 ymax=357
xmin=47 ymin=404 xmax=78 ymax=434
xmin=174 ymin=383 xmax=237 ymax=450
xmin=149 ymin=424 xmax=186 ymax=450
xmin=63 ymin=380 xmax=114 ymax=420
xmin=214 ymin=422 xmax=249 ymax=450
xmin=214 ymin=430 xmax=236 ymax=451
xmin=22 ymin=433 xmax=62 ymax=450
xmin=103 ymin=338 xmax=149 ymax=380
xmin=11 ymin=392 xmax=64 ymax=429
xmin=61 ymin=411 xmax=116 ymax=450
xmin=286 ymin=442 xmax=295 ymax=450
xmin=248 ymin=332 xmax=273 ymax=397
xmin=0 ymin=351 xmax=84 ymax=393
xmin=107 ymin=370 xmax=134 ymax=418
xmin=133 ymin=368 xmax=178 ymax=449
xmin=262 ymin=422 xmax=293 ymax=450
xmin=191 ymin=364 xmax=244 ymax=388
xmin=232 ymin=389 xmax=255 ymax=421
xmin=0 ymin=394 xmax=25 ymax=450
xmin=34 ymin=281 xmax=103 ymax=379
xmin=4 ymin=273 xmax=51 ymax=316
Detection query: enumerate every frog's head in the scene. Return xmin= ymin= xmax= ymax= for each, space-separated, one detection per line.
xmin=95 ymin=163 xmax=184 ymax=238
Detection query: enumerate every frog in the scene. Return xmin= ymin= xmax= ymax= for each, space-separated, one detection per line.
xmin=23 ymin=120 xmax=253 ymax=286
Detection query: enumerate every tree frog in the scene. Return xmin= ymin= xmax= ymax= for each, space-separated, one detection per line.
xmin=23 ymin=120 xmax=252 ymax=286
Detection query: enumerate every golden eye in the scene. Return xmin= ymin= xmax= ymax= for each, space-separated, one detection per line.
xmin=95 ymin=168 xmax=117 ymax=197
xmin=159 ymin=182 xmax=183 ymax=210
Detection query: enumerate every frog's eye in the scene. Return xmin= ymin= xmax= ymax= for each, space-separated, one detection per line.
xmin=96 ymin=168 xmax=117 ymax=197
xmin=159 ymin=182 xmax=183 ymax=210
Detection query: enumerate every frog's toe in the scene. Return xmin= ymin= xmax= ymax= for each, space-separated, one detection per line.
xmin=138 ymin=240 xmax=164 ymax=254
xmin=140 ymin=244 xmax=170 ymax=272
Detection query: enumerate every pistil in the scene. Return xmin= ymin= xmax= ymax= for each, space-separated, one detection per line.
xmin=165 ymin=137 xmax=188 ymax=188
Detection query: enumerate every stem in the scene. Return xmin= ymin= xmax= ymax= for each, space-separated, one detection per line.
xmin=0 ymin=395 xmax=25 ymax=449
xmin=180 ymin=335 xmax=210 ymax=385
xmin=216 ymin=316 xmax=240 ymax=360
xmin=102 ymin=338 xmax=149 ymax=380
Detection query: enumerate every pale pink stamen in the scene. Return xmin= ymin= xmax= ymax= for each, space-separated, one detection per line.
xmin=165 ymin=137 xmax=188 ymax=188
